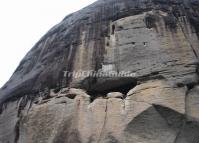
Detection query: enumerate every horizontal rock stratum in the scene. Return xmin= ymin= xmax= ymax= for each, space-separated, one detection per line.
xmin=0 ymin=0 xmax=199 ymax=143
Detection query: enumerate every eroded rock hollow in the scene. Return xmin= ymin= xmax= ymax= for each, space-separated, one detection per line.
xmin=1 ymin=0 xmax=199 ymax=143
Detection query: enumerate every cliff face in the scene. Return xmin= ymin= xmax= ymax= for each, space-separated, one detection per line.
xmin=0 ymin=0 xmax=199 ymax=143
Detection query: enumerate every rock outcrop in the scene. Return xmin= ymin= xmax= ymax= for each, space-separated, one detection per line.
xmin=1 ymin=0 xmax=199 ymax=143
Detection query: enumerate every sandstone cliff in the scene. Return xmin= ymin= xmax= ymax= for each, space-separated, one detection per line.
xmin=0 ymin=0 xmax=199 ymax=143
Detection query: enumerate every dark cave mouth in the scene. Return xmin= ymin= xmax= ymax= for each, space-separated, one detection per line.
xmin=85 ymin=79 xmax=138 ymax=102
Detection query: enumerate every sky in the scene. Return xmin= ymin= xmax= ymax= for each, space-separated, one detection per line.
xmin=0 ymin=0 xmax=97 ymax=88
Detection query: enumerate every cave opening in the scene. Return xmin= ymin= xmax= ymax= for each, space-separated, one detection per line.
xmin=87 ymin=79 xmax=138 ymax=102
xmin=112 ymin=24 xmax=115 ymax=35
xmin=145 ymin=14 xmax=156 ymax=29
xmin=143 ymin=42 xmax=147 ymax=47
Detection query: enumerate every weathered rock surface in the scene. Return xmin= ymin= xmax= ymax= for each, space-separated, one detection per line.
xmin=1 ymin=81 xmax=199 ymax=143
xmin=1 ymin=0 xmax=199 ymax=142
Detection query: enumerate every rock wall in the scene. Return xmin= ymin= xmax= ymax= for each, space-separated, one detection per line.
xmin=1 ymin=82 xmax=199 ymax=143
xmin=0 ymin=0 xmax=199 ymax=143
